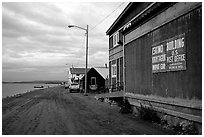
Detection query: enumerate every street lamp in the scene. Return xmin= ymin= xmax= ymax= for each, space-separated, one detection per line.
xmin=68 ymin=25 xmax=88 ymax=96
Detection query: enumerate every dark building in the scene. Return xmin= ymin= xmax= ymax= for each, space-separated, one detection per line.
xmin=106 ymin=2 xmax=202 ymax=133
xmin=81 ymin=67 xmax=109 ymax=92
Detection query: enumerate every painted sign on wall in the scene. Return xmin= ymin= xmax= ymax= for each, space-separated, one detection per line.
xmin=166 ymin=34 xmax=186 ymax=71
xmin=152 ymin=34 xmax=186 ymax=73
xmin=152 ymin=44 xmax=166 ymax=73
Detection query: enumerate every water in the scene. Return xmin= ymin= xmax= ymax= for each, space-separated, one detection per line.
xmin=2 ymin=83 xmax=59 ymax=98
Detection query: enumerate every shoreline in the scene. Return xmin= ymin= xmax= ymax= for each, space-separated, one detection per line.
xmin=2 ymin=85 xmax=59 ymax=100
xmin=2 ymin=83 xmax=60 ymax=99
xmin=3 ymin=88 xmax=42 ymax=100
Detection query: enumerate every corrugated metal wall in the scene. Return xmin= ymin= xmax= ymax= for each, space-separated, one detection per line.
xmin=124 ymin=7 xmax=202 ymax=99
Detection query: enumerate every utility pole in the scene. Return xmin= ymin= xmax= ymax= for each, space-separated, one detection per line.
xmin=68 ymin=24 xmax=88 ymax=96
xmin=84 ymin=25 xmax=88 ymax=96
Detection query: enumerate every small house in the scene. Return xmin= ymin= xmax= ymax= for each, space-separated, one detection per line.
xmin=68 ymin=67 xmax=90 ymax=84
xmin=80 ymin=67 xmax=109 ymax=92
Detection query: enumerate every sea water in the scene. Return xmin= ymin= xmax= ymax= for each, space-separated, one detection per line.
xmin=2 ymin=83 xmax=58 ymax=98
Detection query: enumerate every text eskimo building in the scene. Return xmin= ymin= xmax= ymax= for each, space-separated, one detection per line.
xmin=106 ymin=2 xmax=202 ymax=132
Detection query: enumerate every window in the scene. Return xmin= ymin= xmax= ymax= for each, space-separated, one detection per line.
xmin=117 ymin=59 xmax=119 ymax=82
xmin=112 ymin=64 xmax=117 ymax=78
xmin=91 ymin=77 xmax=96 ymax=85
xmin=113 ymin=32 xmax=119 ymax=47
xmin=109 ymin=36 xmax=113 ymax=49
xmin=120 ymin=57 xmax=123 ymax=83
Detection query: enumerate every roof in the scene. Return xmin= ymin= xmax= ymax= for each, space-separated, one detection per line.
xmin=106 ymin=2 xmax=132 ymax=35
xmin=94 ymin=67 xmax=109 ymax=79
xmin=81 ymin=67 xmax=109 ymax=80
xmin=106 ymin=2 xmax=175 ymax=35
xmin=70 ymin=68 xmax=90 ymax=74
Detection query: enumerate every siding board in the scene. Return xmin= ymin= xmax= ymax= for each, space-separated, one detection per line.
xmin=124 ymin=6 xmax=202 ymax=100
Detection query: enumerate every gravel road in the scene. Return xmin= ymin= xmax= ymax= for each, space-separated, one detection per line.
xmin=2 ymin=86 xmax=173 ymax=135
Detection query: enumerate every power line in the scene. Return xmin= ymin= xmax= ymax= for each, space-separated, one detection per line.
xmin=90 ymin=2 xmax=124 ymax=31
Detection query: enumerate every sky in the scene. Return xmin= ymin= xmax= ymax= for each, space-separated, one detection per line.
xmin=2 ymin=2 xmax=128 ymax=82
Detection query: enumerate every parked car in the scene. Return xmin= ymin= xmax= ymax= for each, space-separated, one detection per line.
xmin=65 ymin=83 xmax=69 ymax=89
xmin=69 ymin=83 xmax=80 ymax=93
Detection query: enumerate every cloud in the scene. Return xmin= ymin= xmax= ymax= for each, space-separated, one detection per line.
xmin=2 ymin=2 xmax=128 ymax=81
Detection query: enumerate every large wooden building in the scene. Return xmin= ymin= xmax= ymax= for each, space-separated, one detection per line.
xmin=106 ymin=2 xmax=202 ymax=133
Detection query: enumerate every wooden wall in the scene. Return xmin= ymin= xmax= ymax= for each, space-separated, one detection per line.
xmin=124 ymin=6 xmax=202 ymax=100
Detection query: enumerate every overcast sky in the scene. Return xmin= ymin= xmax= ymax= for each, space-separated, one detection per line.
xmin=2 ymin=2 xmax=128 ymax=81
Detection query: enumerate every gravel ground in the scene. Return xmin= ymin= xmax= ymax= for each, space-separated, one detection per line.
xmin=2 ymin=86 xmax=173 ymax=135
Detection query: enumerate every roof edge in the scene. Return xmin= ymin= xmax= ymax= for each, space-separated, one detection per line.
xmin=106 ymin=2 xmax=132 ymax=35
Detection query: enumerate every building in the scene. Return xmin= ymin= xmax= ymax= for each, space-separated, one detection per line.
xmin=80 ymin=67 xmax=109 ymax=92
xmin=68 ymin=67 xmax=90 ymax=84
xmin=106 ymin=2 xmax=202 ymax=133
xmin=106 ymin=16 xmax=124 ymax=91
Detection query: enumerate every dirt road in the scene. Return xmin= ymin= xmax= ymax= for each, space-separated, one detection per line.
xmin=2 ymin=86 xmax=172 ymax=135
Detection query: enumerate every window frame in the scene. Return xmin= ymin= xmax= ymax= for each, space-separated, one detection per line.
xmin=91 ymin=77 xmax=96 ymax=85
xmin=112 ymin=64 xmax=117 ymax=78
xmin=113 ymin=32 xmax=119 ymax=47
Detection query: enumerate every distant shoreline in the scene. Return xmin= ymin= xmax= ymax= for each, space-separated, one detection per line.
xmin=2 ymin=87 xmax=40 ymax=100
xmin=2 ymin=83 xmax=60 ymax=98
xmin=2 ymin=85 xmax=60 ymax=100
xmin=2 ymin=81 xmax=64 ymax=84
